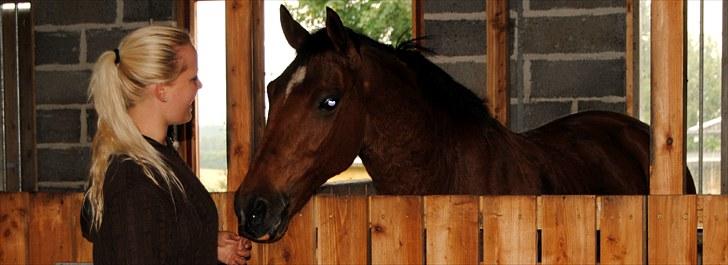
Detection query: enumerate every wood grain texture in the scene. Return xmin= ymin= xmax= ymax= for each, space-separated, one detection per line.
xmin=0 ymin=193 xmax=29 ymax=264
xmin=256 ymin=201 xmax=315 ymax=264
xmin=424 ymin=195 xmax=478 ymax=264
xmin=599 ymin=196 xmax=644 ymax=264
xmin=28 ymin=193 xmax=79 ymax=264
xmin=542 ymin=196 xmax=596 ymax=264
xmin=370 ymin=196 xmax=423 ymax=264
xmin=647 ymin=195 xmax=696 ymax=264
xmin=486 ymin=0 xmax=509 ymax=125
xmin=625 ymin=0 xmax=635 ymax=117
xmin=482 ymin=196 xmax=537 ymax=264
xmin=315 ymin=195 xmax=368 ymax=264
xmin=18 ymin=5 xmax=36 ymax=191
xmin=649 ymin=0 xmax=686 ymax=195
xmin=701 ymin=196 xmax=728 ymax=264
xmin=3 ymin=8 xmax=19 ymax=191
xmin=226 ymin=0 xmax=255 ymax=191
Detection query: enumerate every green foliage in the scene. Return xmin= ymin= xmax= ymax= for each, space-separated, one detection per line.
xmin=284 ymin=0 xmax=411 ymax=46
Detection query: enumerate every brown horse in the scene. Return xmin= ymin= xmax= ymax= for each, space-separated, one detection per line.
xmin=235 ymin=6 xmax=695 ymax=243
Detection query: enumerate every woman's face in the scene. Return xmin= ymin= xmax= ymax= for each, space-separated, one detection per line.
xmin=162 ymin=44 xmax=202 ymax=125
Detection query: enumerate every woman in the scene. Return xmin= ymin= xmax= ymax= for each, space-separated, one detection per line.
xmin=81 ymin=25 xmax=251 ymax=265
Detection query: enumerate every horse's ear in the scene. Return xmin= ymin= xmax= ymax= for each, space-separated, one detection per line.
xmin=325 ymin=7 xmax=350 ymax=53
xmin=280 ymin=5 xmax=309 ymax=50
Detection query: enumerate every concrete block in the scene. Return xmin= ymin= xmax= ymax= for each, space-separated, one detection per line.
xmin=36 ymin=109 xmax=81 ymax=143
xmin=437 ymin=62 xmax=486 ymax=98
xmin=424 ymin=20 xmax=486 ymax=56
xmin=424 ymin=0 xmax=484 ymax=13
xmin=86 ymin=28 xmax=134 ymax=63
xmin=36 ymin=71 xmax=91 ymax=104
xmin=123 ymin=0 xmax=174 ymax=22
xmin=530 ymin=0 xmax=623 ymax=10
xmin=87 ymin=109 xmax=98 ymax=142
xmin=34 ymin=0 xmax=115 ymax=25
xmin=35 ymin=31 xmax=80 ymax=65
xmin=510 ymin=101 xmax=572 ymax=131
xmin=522 ymin=14 xmax=625 ymax=53
xmin=530 ymin=59 xmax=625 ymax=98
xmin=37 ymin=147 xmax=90 ymax=182
xmin=578 ymin=100 xmax=626 ymax=114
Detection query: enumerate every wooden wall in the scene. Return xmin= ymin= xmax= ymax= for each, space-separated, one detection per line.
xmin=3 ymin=192 xmax=728 ymax=264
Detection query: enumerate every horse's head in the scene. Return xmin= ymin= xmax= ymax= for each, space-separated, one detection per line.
xmin=235 ymin=6 xmax=367 ymax=242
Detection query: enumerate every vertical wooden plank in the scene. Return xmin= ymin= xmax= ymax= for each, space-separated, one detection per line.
xmin=251 ymin=0 xmax=266 ymax=156
xmin=701 ymin=196 xmax=728 ymax=263
xmin=370 ymin=196 xmax=423 ymax=264
xmin=226 ymin=0 xmax=254 ymax=191
xmin=542 ymin=196 xmax=596 ymax=264
xmin=625 ymin=0 xmax=635 ymax=117
xmin=722 ymin=0 xmax=728 ymax=195
xmin=486 ymin=0 xmax=509 ymax=126
xmin=257 ymin=200 xmax=315 ymax=264
xmin=599 ymin=196 xmax=644 ymax=265
xmin=650 ymin=0 xmax=686 ymax=195
xmin=29 ymin=193 xmax=75 ymax=264
xmin=17 ymin=2 xmax=35 ymax=191
xmin=68 ymin=193 xmax=92 ymax=262
xmin=315 ymin=195 xmax=368 ymax=264
xmin=647 ymin=195 xmax=696 ymax=264
xmin=3 ymin=6 xmax=19 ymax=191
xmin=482 ymin=196 xmax=537 ymax=265
xmin=412 ymin=0 xmax=424 ymax=39
xmin=0 ymin=192 xmax=29 ymax=264
xmin=211 ymin=192 xmax=238 ymax=232
xmin=424 ymin=195 xmax=478 ymax=264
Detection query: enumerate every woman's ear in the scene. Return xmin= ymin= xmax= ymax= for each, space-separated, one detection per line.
xmin=151 ymin=84 xmax=168 ymax=103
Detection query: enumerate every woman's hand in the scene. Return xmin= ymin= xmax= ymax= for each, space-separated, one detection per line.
xmin=217 ymin=231 xmax=252 ymax=265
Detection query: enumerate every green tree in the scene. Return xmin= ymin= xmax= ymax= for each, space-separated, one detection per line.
xmin=284 ymin=0 xmax=411 ymax=46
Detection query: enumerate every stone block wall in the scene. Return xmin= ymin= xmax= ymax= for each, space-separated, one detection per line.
xmin=34 ymin=0 xmax=175 ymax=191
xmin=28 ymin=0 xmax=630 ymax=190
xmin=423 ymin=0 xmax=627 ymax=132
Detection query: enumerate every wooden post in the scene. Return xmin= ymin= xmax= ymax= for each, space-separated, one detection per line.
xmin=226 ymin=0 xmax=261 ymax=191
xmin=650 ymin=0 xmax=686 ymax=195
xmin=625 ymin=0 xmax=636 ymax=117
xmin=721 ymin=0 xmax=728 ymax=194
xmin=486 ymin=0 xmax=509 ymax=126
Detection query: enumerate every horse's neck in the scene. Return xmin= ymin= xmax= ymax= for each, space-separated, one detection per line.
xmin=357 ymin=51 xmax=532 ymax=194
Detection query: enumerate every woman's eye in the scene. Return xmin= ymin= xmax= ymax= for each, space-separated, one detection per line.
xmin=318 ymin=96 xmax=339 ymax=111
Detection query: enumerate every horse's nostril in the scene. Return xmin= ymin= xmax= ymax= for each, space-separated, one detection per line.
xmin=248 ymin=197 xmax=269 ymax=226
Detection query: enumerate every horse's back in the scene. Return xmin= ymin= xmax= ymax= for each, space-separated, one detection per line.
xmin=523 ymin=111 xmax=652 ymax=194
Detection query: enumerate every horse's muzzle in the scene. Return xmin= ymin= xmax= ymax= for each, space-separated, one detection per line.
xmin=235 ymin=193 xmax=290 ymax=243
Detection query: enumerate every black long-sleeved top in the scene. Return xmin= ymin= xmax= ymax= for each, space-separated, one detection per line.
xmin=82 ymin=137 xmax=218 ymax=264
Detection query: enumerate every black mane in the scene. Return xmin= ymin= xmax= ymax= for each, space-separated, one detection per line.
xmin=300 ymin=28 xmax=496 ymax=124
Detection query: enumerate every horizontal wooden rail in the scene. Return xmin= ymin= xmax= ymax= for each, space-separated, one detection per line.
xmin=1 ymin=193 xmax=727 ymax=264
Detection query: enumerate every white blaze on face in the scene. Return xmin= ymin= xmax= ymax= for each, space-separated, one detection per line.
xmin=284 ymin=66 xmax=307 ymax=103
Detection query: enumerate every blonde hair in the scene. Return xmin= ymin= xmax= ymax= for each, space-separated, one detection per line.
xmin=86 ymin=25 xmax=191 ymax=231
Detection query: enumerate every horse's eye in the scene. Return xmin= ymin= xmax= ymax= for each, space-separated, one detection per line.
xmin=318 ymin=96 xmax=339 ymax=111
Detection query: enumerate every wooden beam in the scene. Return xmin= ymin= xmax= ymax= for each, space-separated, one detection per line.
xmin=3 ymin=7 xmax=20 ymax=191
xmin=412 ymin=0 xmax=424 ymax=39
xmin=625 ymin=0 xmax=636 ymax=117
xmin=722 ymin=0 xmax=728 ymax=194
xmin=486 ymin=0 xmax=509 ymax=126
xmin=226 ymin=0 xmax=258 ymax=191
xmin=174 ymin=0 xmax=198 ymax=175
xmin=18 ymin=3 xmax=36 ymax=191
xmin=650 ymin=0 xmax=686 ymax=194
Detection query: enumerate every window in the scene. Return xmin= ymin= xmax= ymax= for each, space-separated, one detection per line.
xmin=638 ymin=0 xmax=724 ymax=194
